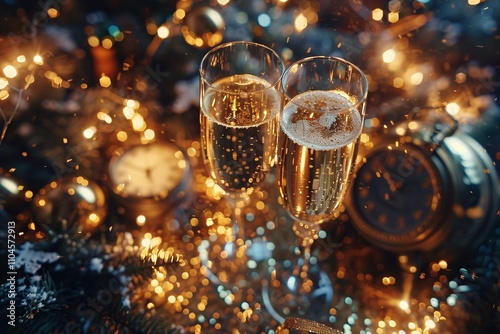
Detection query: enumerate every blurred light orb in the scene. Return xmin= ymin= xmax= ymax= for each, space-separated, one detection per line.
xmin=0 ymin=78 xmax=8 ymax=89
xmin=372 ymin=8 xmax=384 ymax=21
xmin=399 ymin=300 xmax=409 ymax=310
xmin=258 ymin=13 xmax=271 ymax=27
xmin=410 ymin=72 xmax=424 ymax=85
xmin=157 ymin=25 xmax=170 ymax=39
xmin=3 ymin=65 xmax=17 ymax=78
xmin=446 ymin=102 xmax=460 ymax=116
xmin=294 ymin=13 xmax=308 ymax=32
xmin=383 ymin=49 xmax=396 ymax=63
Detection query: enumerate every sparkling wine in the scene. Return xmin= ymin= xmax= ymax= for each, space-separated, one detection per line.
xmin=201 ymin=74 xmax=280 ymax=192
xmin=279 ymin=90 xmax=363 ymax=223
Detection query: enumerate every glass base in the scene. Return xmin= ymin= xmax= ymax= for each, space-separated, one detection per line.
xmin=197 ymin=190 xmax=274 ymax=305
xmin=262 ymin=258 xmax=334 ymax=324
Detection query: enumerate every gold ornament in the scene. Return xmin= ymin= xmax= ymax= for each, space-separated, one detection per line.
xmin=32 ymin=176 xmax=107 ymax=234
xmin=0 ymin=173 xmax=27 ymax=213
xmin=181 ymin=6 xmax=225 ymax=48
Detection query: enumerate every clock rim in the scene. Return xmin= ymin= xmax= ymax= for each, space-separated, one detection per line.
xmin=346 ymin=137 xmax=454 ymax=253
xmin=432 ymin=132 xmax=500 ymax=256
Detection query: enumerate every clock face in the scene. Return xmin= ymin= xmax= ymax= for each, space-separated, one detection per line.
xmin=109 ymin=142 xmax=188 ymax=199
xmin=349 ymin=144 xmax=445 ymax=248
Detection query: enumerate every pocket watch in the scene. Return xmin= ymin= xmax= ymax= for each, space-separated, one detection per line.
xmin=107 ymin=140 xmax=192 ymax=227
xmin=346 ymin=109 xmax=499 ymax=262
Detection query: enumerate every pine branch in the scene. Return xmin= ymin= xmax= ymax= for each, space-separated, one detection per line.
xmin=106 ymin=231 xmax=183 ymax=286
xmin=0 ymin=211 xmax=183 ymax=333
xmin=90 ymin=301 xmax=175 ymax=334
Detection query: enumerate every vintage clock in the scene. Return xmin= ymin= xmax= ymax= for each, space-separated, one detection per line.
xmin=346 ymin=110 xmax=499 ymax=262
xmin=107 ymin=140 xmax=192 ymax=226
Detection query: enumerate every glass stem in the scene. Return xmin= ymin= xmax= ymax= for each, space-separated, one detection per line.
xmin=299 ymin=236 xmax=313 ymax=278
xmin=293 ymin=221 xmax=320 ymax=282
xmin=226 ymin=191 xmax=251 ymax=243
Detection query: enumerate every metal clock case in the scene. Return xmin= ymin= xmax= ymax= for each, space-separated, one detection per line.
xmin=107 ymin=140 xmax=192 ymax=226
xmin=346 ymin=125 xmax=498 ymax=262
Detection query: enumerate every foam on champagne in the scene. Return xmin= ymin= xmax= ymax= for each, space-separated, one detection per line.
xmin=281 ymin=90 xmax=362 ymax=150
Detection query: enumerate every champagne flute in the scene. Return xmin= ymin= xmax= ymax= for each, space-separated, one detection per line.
xmin=264 ymin=56 xmax=368 ymax=322
xmin=198 ymin=41 xmax=283 ymax=301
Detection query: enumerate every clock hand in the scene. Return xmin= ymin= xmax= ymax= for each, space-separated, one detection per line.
xmin=379 ymin=167 xmax=399 ymax=193
xmin=121 ymin=160 xmax=145 ymax=173
xmin=145 ymin=168 xmax=162 ymax=194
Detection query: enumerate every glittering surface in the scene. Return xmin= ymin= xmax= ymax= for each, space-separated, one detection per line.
xmin=123 ymin=137 xmax=498 ymax=333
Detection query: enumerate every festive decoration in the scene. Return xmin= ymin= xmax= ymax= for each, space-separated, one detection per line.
xmin=181 ymin=5 xmax=225 ymax=48
xmin=0 ymin=213 xmax=183 ymax=334
xmin=0 ymin=173 xmax=26 ymax=215
xmin=31 ymin=175 xmax=108 ymax=234
xmin=0 ymin=0 xmax=498 ymax=333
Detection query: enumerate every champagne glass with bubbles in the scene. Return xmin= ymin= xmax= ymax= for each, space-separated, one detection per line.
xmin=198 ymin=41 xmax=283 ymax=301
xmin=264 ymin=56 xmax=368 ymax=323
